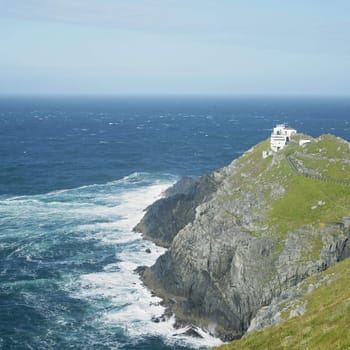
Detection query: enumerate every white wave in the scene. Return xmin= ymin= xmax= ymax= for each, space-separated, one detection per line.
xmin=70 ymin=175 xmax=222 ymax=349
xmin=0 ymin=173 xmax=223 ymax=348
xmin=78 ymin=243 xmax=222 ymax=348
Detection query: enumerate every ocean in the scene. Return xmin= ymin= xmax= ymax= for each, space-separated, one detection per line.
xmin=0 ymin=96 xmax=349 ymax=350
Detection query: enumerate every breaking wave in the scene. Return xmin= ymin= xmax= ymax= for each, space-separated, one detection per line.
xmin=0 ymin=173 xmax=222 ymax=349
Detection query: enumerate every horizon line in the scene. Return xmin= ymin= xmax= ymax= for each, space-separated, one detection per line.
xmin=1 ymin=93 xmax=350 ymax=99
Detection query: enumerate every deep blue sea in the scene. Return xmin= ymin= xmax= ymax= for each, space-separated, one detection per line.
xmin=0 ymin=96 xmax=349 ymax=350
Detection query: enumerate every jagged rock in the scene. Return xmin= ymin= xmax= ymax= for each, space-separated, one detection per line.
xmin=246 ymin=271 xmax=337 ymax=333
xmin=151 ymin=314 xmax=166 ymax=323
xmin=136 ymin=135 xmax=350 ymax=340
xmin=133 ymin=174 xmax=219 ymax=247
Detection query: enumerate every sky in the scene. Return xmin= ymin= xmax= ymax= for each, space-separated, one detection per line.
xmin=0 ymin=0 xmax=349 ymax=96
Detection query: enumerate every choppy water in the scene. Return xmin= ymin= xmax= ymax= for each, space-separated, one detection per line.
xmin=0 ymin=96 xmax=349 ymax=349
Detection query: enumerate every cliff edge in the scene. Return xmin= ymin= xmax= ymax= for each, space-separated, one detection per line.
xmin=135 ymin=134 xmax=350 ymax=341
xmin=214 ymin=256 xmax=350 ymax=349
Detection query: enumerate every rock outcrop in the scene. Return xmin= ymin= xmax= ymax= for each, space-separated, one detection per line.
xmin=134 ymin=175 xmax=219 ymax=247
xmin=214 ymin=256 xmax=350 ymax=350
xmin=135 ymin=135 xmax=350 ymax=340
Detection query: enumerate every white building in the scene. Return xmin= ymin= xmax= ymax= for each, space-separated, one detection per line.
xmin=299 ymin=139 xmax=311 ymax=146
xmin=270 ymin=124 xmax=297 ymax=152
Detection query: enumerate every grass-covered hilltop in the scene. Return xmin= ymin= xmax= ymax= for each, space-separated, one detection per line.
xmin=135 ymin=131 xmax=350 ymax=343
xmin=224 ymin=133 xmax=350 ymax=243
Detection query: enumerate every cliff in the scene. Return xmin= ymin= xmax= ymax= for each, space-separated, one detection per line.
xmin=134 ymin=176 xmax=219 ymax=247
xmin=135 ymin=134 xmax=350 ymax=341
xmin=214 ymin=256 xmax=350 ymax=349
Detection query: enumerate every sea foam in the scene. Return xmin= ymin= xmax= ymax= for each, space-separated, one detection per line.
xmin=71 ymin=174 xmax=223 ymax=348
xmin=0 ymin=173 xmax=222 ymax=348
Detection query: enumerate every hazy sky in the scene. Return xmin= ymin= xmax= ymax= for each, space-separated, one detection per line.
xmin=1 ymin=0 xmax=349 ymax=95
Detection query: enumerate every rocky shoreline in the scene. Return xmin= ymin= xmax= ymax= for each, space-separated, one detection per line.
xmin=134 ymin=175 xmax=219 ymax=248
xmin=134 ymin=135 xmax=350 ymax=341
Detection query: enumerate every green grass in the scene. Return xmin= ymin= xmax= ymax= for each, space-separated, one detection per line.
xmin=224 ymin=139 xmax=273 ymax=197
xmin=230 ymin=139 xmax=273 ymax=186
xmin=293 ymin=155 xmax=350 ymax=181
xmin=304 ymin=134 xmax=350 ymax=159
xmin=265 ymin=155 xmax=350 ymax=235
xmin=214 ymin=257 xmax=350 ymax=350
xmin=222 ymin=134 xmax=350 ymax=238
xmin=212 ymin=134 xmax=350 ymax=349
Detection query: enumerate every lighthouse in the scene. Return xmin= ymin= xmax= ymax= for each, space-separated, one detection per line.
xmin=270 ymin=124 xmax=297 ymax=152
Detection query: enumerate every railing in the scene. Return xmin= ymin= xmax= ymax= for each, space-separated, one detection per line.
xmin=285 ymin=153 xmax=350 ymax=187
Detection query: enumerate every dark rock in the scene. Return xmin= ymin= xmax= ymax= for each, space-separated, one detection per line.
xmin=151 ymin=314 xmax=166 ymax=323
xmin=133 ymin=174 xmax=219 ymax=247
xmin=134 ymin=265 xmax=147 ymax=275
xmin=163 ymin=176 xmax=199 ymax=197
xmin=145 ymin=248 xmax=151 ymax=254
xmin=135 ymin=135 xmax=350 ymax=341
xmin=152 ymin=316 xmax=160 ymax=323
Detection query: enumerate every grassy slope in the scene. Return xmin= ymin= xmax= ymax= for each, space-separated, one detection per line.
xmin=228 ymin=135 xmax=350 ymax=235
xmin=266 ymin=158 xmax=350 ymax=233
xmin=213 ymin=134 xmax=350 ymax=349
xmin=214 ymin=257 xmax=350 ymax=350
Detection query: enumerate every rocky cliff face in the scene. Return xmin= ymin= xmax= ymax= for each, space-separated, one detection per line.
xmin=134 ymin=175 xmax=219 ymax=247
xmin=214 ymin=256 xmax=350 ymax=350
xmin=135 ymin=135 xmax=350 ymax=340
